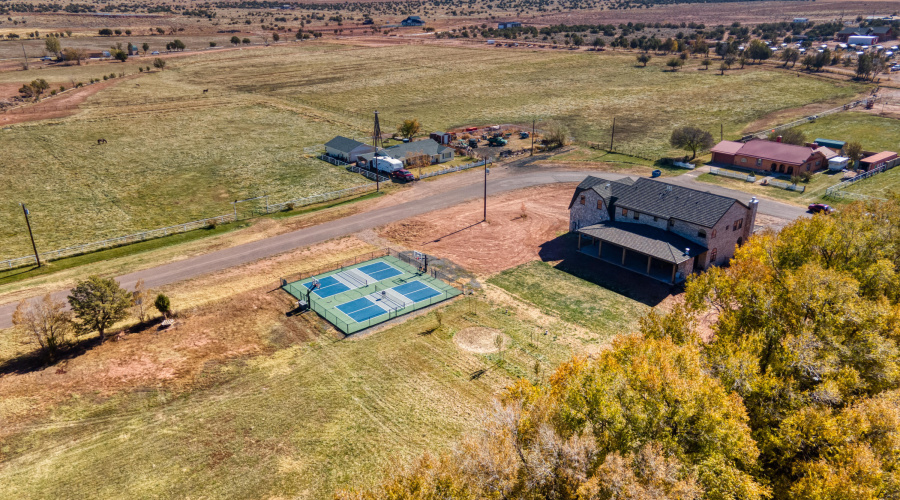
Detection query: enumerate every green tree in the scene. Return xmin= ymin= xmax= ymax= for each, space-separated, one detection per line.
xmin=780 ymin=47 xmax=800 ymax=67
xmin=231 ymin=35 xmax=241 ymax=45
xmin=172 ymin=39 xmax=185 ymax=51
xmin=44 ymin=35 xmax=61 ymax=58
xmin=746 ymin=39 xmax=772 ymax=63
xmin=113 ymin=49 xmax=127 ymax=62
xmin=767 ymin=128 xmax=806 ymax=146
xmin=636 ymin=53 xmax=651 ymax=67
xmin=846 ymin=141 xmax=863 ymax=168
xmin=242 ymin=37 xmax=251 ymax=45
xmin=67 ymin=276 xmax=132 ymax=342
xmin=141 ymin=42 xmax=149 ymax=54
xmin=397 ymin=118 xmax=421 ymax=140
xmin=666 ymin=57 xmax=684 ymax=71
xmin=19 ymin=78 xmax=49 ymax=101
xmin=669 ymin=126 xmax=713 ymax=160
xmin=154 ymin=293 xmax=171 ymax=317
xmin=272 ymin=32 xmax=280 ymax=42
xmin=153 ymin=57 xmax=166 ymax=70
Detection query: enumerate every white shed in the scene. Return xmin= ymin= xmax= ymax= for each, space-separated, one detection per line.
xmin=848 ymin=35 xmax=878 ymax=46
xmin=829 ymin=156 xmax=850 ymax=171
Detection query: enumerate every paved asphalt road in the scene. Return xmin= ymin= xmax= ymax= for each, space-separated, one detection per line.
xmin=0 ymin=168 xmax=807 ymax=328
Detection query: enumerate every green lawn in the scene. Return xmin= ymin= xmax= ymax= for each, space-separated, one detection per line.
xmin=0 ymin=295 xmax=587 ymax=499
xmin=844 ymin=167 xmax=900 ymax=199
xmin=487 ymin=260 xmax=648 ymax=337
xmin=696 ymin=167 xmax=845 ymax=204
xmin=794 ymin=112 xmax=900 ymax=153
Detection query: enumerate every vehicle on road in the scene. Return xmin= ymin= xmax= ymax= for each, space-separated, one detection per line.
xmin=808 ymin=203 xmax=834 ymax=214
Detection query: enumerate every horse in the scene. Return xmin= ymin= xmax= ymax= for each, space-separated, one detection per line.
xmin=203 ymin=89 xmax=209 ymax=93
xmin=97 ymin=138 xmax=107 ymax=145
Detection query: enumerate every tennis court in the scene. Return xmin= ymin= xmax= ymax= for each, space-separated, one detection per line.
xmin=282 ymin=255 xmax=461 ymax=334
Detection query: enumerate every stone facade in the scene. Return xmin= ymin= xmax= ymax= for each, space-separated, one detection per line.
xmin=569 ymin=184 xmax=759 ymax=272
xmin=569 ymin=189 xmax=609 ymax=231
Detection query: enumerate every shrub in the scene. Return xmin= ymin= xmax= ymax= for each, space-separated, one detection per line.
xmin=800 ymin=171 xmax=813 ymax=183
xmin=154 ymin=293 xmax=171 ymax=317
xmin=790 ymin=174 xmax=801 ymax=185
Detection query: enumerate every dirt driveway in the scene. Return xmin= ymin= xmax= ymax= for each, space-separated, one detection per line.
xmin=379 ymin=183 xmax=575 ymax=275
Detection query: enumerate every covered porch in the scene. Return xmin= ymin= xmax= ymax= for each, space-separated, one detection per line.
xmin=576 ymin=222 xmax=705 ymax=284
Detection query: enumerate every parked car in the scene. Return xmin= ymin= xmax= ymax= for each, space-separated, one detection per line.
xmin=390 ymin=169 xmax=415 ymax=182
xmin=808 ymin=203 xmax=834 ymax=214
xmin=151 ymin=51 xmax=160 ymax=55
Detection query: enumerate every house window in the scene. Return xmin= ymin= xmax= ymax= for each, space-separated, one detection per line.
xmin=756 ymin=158 xmax=763 ymax=167
xmin=633 ymin=211 xmax=639 ymax=220
xmin=741 ymin=158 xmax=747 ymax=163
xmin=597 ymin=200 xmax=603 ymax=210
xmin=668 ymin=219 xmax=675 ymax=227
xmin=698 ymin=230 xmax=706 ymax=238
xmin=711 ymin=229 xmax=717 ymax=238
xmin=816 ymin=160 xmax=821 ymax=166
xmin=733 ymin=219 xmax=743 ymax=231
xmin=622 ymin=208 xmax=628 ymax=217
xmin=710 ymin=248 xmax=718 ymax=262
xmin=653 ymin=216 xmax=658 ymax=222
xmin=580 ymin=195 xmax=585 ymax=205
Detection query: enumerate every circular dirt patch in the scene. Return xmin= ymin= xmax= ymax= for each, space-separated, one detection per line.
xmin=454 ymin=327 xmax=506 ymax=354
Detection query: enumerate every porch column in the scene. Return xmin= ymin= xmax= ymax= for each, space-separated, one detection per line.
xmin=646 ymin=255 xmax=652 ymax=275
xmin=577 ymin=232 xmax=582 ymax=250
xmin=671 ymin=263 xmax=677 ymax=283
xmin=621 ymin=247 xmax=626 ymax=265
xmin=598 ymin=240 xmax=602 ymax=256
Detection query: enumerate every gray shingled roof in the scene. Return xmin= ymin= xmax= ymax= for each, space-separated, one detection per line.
xmin=578 ymin=221 xmax=706 ymax=264
xmin=358 ymin=139 xmax=450 ymax=162
xmin=567 ymin=175 xmax=635 ymax=209
xmin=570 ymin=175 xmax=746 ymax=228
xmin=325 ymin=136 xmax=368 ymax=153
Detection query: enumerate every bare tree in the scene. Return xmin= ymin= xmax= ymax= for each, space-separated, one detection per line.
xmin=132 ymin=279 xmax=151 ymax=323
xmin=12 ymin=294 xmax=73 ymax=363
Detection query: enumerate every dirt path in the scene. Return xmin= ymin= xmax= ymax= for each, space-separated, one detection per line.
xmin=379 ymin=184 xmax=574 ymax=275
xmin=0 ymin=74 xmax=133 ymax=126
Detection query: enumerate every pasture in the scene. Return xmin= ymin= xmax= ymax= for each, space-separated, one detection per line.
xmin=794 ymin=112 xmax=900 ymax=154
xmin=1 ymin=42 xmax=864 ymax=260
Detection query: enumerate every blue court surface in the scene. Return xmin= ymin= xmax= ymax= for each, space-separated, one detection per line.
xmin=357 ymin=261 xmax=403 ymax=282
xmin=336 ymin=297 xmax=388 ymax=323
xmin=304 ymin=276 xmax=349 ymax=298
xmin=393 ymin=280 xmax=442 ymax=302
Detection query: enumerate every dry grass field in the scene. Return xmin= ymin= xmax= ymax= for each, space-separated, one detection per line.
xmin=1 ymin=42 xmax=866 ymax=260
xmin=0 ymin=232 xmax=649 ymax=499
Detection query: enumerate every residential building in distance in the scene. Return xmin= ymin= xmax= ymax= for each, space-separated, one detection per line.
xmin=498 ymin=21 xmax=522 ymax=29
xmin=325 ymin=136 xmax=376 ymax=163
xmin=401 ymin=16 xmax=425 ymax=26
xmin=569 ymin=175 xmax=758 ymax=284
xmin=710 ymin=139 xmax=827 ymax=175
xmin=357 ymin=138 xmax=454 ymax=167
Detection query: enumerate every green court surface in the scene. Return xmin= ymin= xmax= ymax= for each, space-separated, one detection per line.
xmin=282 ymin=255 xmax=461 ymax=334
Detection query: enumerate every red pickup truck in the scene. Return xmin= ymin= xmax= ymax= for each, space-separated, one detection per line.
xmin=391 ymin=169 xmax=415 ymax=182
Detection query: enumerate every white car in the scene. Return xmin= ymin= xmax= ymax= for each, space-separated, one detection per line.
xmin=892 ymin=64 xmax=900 ymax=71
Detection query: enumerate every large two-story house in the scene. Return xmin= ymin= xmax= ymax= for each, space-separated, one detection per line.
xmin=569 ymin=176 xmax=759 ymax=284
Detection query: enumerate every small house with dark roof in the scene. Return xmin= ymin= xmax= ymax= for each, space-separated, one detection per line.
xmin=813 ymin=138 xmax=846 ymax=154
xmin=325 ymin=136 xmax=376 ymax=163
xmin=569 ymin=175 xmax=758 ymax=283
xmin=401 ymin=16 xmax=425 ymax=26
xmin=357 ymin=138 xmax=453 ymax=167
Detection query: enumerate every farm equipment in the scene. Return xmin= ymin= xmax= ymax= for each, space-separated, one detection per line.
xmin=468 ymin=138 xmax=480 ymax=147
xmin=487 ymin=137 xmax=508 ymax=147
xmin=865 ymin=97 xmax=875 ymax=109
xmin=520 ymin=131 xmax=529 ymax=139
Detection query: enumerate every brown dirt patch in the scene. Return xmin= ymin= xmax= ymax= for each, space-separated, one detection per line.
xmin=454 ymin=327 xmax=506 ymax=354
xmin=0 ymin=75 xmax=131 ymax=126
xmin=378 ymin=184 xmax=575 ymax=275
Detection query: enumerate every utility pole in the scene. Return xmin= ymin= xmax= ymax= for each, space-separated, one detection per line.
xmin=609 ymin=116 xmax=616 ymax=152
xmin=720 ymin=123 xmax=723 ymax=142
xmin=530 ymin=118 xmax=536 ymax=156
xmin=483 ymin=158 xmax=488 ymax=222
xmin=372 ymin=110 xmax=384 ymax=191
xmin=21 ymin=44 xmax=28 ymax=70
xmin=21 ymin=204 xmax=40 ymax=267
